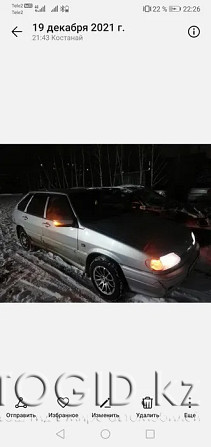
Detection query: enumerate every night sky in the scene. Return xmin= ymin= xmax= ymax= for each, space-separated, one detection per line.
xmin=0 ymin=144 xmax=211 ymax=194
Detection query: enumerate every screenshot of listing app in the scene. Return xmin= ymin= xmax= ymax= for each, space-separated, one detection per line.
xmin=0 ymin=1 xmax=210 ymax=446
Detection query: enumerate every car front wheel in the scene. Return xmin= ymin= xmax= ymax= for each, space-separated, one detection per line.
xmin=90 ymin=256 xmax=124 ymax=301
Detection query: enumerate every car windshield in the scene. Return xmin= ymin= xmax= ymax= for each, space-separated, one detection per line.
xmin=69 ymin=189 xmax=135 ymax=222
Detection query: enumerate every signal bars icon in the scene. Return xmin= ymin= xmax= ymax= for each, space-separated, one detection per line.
xmin=51 ymin=5 xmax=58 ymax=12
xmin=35 ymin=4 xmax=46 ymax=11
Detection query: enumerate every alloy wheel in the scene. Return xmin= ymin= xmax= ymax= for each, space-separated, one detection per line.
xmin=93 ymin=266 xmax=116 ymax=296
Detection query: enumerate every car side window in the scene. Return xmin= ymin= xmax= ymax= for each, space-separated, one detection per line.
xmin=46 ymin=195 xmax=74 ymax=222
xmin=26 ymin=194 xmax=48 ymax=218
xmin=17 ymin=194 xmax=33 ymax=212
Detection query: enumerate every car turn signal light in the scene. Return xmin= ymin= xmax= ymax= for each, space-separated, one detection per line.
xmin=53 ymin=220 xmax=61 ymax=227
xmin=150 ymin=259 xmax=164 ymax=271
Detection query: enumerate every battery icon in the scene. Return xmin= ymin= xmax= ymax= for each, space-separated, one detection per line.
xmin=169 ymin=6 xmax=181 ymax=12
xmin=143 ymin=5 xmax=152 ymax=12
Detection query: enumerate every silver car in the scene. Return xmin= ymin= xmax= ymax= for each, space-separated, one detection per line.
xmin=12 ymin=189 xmax=199 ymax=300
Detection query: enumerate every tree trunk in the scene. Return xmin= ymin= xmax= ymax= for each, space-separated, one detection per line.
xmin=107 ymin=146 xmax=112 ymax=186
xmin=82 ymin=147 xmax=85 ymax=187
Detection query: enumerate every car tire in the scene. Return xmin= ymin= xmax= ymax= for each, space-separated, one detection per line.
xmin=90 ymin=256 xmax=124 ymax=301
xmin=18 ymin=228 xmax=32 ymax=251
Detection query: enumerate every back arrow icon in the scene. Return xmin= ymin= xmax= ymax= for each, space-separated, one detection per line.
xmin=12 ymin=26 xmax=23 ymax=37
xmin=56 ymin=429 xmax=65 ymax=439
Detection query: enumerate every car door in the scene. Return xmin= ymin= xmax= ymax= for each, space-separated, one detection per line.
xmin=23 ymin=193 xmax=48 ymax=244
xmin=42 ymin=194 xmax=79 ymax=263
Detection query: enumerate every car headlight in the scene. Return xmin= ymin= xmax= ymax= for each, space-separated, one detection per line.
xmin=146 ymin=252 xmax=181 ymax=271
xmin=191 ymin=231 xmax=196 ymax=245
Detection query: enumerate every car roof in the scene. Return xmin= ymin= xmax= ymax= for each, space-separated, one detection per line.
xmin=26 ymin=186 xmax=147 ymax=197
xmin=27 ymin=188 xmax=89 ymax=195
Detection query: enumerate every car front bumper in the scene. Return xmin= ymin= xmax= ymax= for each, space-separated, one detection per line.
xmin=121 ymin=243 xmax=200 ymax=297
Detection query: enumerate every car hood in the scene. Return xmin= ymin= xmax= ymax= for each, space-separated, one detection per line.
xmin=83 ymin=212 xmax=193 ymax=257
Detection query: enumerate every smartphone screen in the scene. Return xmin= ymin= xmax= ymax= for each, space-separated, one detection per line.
xmin=0 ymin=0 xmax=210 ymax=445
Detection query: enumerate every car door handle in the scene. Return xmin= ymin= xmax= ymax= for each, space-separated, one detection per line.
xmin=22 ymin=215 xmax=28 ymax=220
xmin=42 ymin=222 xmax=51 ymax=227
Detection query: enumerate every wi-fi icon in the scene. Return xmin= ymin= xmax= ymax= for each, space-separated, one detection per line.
xmin=51 ymin=5 xmax=58 ymax=11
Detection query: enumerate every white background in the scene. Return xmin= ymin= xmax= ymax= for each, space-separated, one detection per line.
xmin=0 ymin=0 xmax=210 ymax=143
xmin=0 ymin=304 xmax=209 ymax=445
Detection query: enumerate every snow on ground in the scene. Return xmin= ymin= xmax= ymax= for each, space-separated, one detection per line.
xmin=0 ymin=195 xmax=210 ymax=303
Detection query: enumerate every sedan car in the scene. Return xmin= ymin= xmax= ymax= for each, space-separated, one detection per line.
xmin=12 ymin=189 xmax=199 ymax=300
xmin=122 ymin=185 xmax=210 ymax=229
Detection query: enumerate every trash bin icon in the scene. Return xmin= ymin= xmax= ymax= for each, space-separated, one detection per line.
xmin=142 ymin=396 xmax=153 ymax=409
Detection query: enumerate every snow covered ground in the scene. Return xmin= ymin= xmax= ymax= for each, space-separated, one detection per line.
xmin=0 ymin=195 xmax=210 ymax=303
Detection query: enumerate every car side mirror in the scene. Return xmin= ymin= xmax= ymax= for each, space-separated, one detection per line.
xmin=53 ymin=218 xmax=77 ymax=228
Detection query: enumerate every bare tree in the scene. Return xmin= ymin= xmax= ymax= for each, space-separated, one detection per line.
xmin=113 ymin=148 xmax=118 ymax=186
xmin=60 ymin=152 xmax=69 ymax=188
xmin=117 ymin=146 xmax=124 ymax=185
xmin=150 ymin=145 xmax=167 ymax=188
xmin=138 ymin=145 xmax=144 ymax=185
xmin=96 ymin=145 xmax=103 ymax=187
xmin=88 ymin=151 xmax=94 ymax=187
xmin=53 ymin=157 xmax=61 ymax=188
xmin=81 ymin=147 xmax=85 ymax=187
xmin=38 ymin=156 xmax=53 ymax=189
xmin=74 ymin=150 xmax=79 ymax=187
xmin=107 ymin=146 xmax=112 ymax=186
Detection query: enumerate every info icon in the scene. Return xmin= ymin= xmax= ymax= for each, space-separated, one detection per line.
xmin=188 ymin=26 xmax=200 ymax=38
